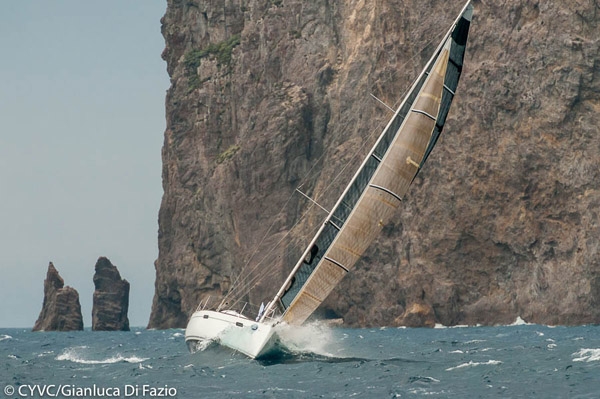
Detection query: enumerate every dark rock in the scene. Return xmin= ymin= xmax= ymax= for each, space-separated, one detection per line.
xmin=149 ymin=0 xmax=600 ymax=328
xmin=33 ymin=263 xmax=83 ymax=332
xmin=92 ymin=257 xmax=130 ymax=331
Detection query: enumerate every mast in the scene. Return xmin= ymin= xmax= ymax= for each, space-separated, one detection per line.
xmin=260 ymin=0 xmax=473 ymax=324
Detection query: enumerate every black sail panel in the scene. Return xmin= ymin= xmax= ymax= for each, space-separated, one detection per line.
xmin=420 ymin=10 xmax=471 ymax=168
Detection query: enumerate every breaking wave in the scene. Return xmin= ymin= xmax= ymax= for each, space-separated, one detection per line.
xmin=510 ymin=316 xmax=532 ymax=326
xmin=187 ymin=338 xmax=216 ymax=354
xmin=56 ymin=346 xmax=148 ymax=364
xmin=573 ymin=349 xmax=600 ymax=362
xmin=433 ymin=316 xmax=533 ymax=328
xmin=445 ymin=360 xmax=502 ymax=371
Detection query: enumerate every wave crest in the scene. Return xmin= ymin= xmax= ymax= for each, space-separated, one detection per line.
xmin=573 ymin=348 xmax=600 ymax=362
xmin=445 ymin=360 xmax=502 ymax=371
xmin=56 ymin=347 xmax=148 ymax=364
xmin=0 ymin=334 xmax=13 ymax=342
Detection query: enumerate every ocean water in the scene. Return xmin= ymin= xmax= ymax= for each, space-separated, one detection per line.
xmin=1 ymin=322 xmax=599 ymax=398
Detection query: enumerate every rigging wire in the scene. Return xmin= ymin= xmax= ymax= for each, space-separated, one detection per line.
xmin=214 ymin=3 xmax=462 ymax=310
xmin=219 ymin=114 xmax=378 ymax=309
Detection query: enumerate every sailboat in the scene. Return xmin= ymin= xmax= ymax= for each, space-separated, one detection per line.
xmin=185 ymin=1 xmax=473 ymax=359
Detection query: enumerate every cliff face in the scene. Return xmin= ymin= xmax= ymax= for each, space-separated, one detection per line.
xmin=33 ymin=263 xmax=83 ymax=332
xmin=149 ymin=0 xmax=600 ymax=328
xmin=92 ymin=257 xmax=130 ymax=331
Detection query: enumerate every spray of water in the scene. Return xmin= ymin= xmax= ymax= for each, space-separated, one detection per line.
xmin=275 ymin=321 xmax=338 ymax=357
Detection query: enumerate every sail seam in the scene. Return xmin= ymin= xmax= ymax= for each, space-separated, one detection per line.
xmin=328 ymin=220 xmax=341 ymax=231
xmin=369 ymin=184 xmax=403 ymax=202
xmin=301 ymin=291 xmax=321 ymax=303
xmin=411 ymin=109 xmax=437 ymax=121
xmin=443 ymin=84 xmax=456 ymax=96
xmin=324 ymin=257 xmax=349 ymax=273
xmin=449 ymin=56 xmax=462 ymax=70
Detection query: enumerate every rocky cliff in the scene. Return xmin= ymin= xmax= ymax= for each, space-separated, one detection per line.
xmin=148 ymin=0 xmax=600 ymax=328
xmin=92 ymin=257 xmax=130 ymax=331
xmin=33 ymin=263 xmax=83 ymax=332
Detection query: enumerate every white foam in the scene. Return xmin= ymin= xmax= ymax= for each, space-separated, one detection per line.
xmin=445 ymin=360 xmax=502 ymax=371
xmin=408 ymin=387 xmax=447 ymax=396
xmin=0 ymin=334 xmax=13 ymax=341
xmin=465 ymin=339 xmax=486 ymax=344
xmin=192 ymin=339 xmax=213 ymax=352
xmin=573 ymin=348 xmax=600 ymax=362
xmin=276 ymin=321 xmax=336 ymax=357
xmin=511 ymin=316 xmax=531 ymax=326
xmin=435 ymin=324 xmax=480 ymax=328
xmin=56 ymin=347 xmax=148 ymax=364
xmin=413 ymin=376 xmax=440 ymax=383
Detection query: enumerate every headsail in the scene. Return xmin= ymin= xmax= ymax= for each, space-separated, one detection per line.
xmin=261 ymin=1 xmax=473 ymax=325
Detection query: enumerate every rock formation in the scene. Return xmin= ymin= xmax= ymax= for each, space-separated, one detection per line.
xmin=394 ymin=303 xmax=436 ymax=328
xmin=33 ymin=263 xmax=83 ymax=332
xmin=92 ymin=257 xmax=130 ymax=331
xmin=149 ymin=0 xmax=600 ymax=328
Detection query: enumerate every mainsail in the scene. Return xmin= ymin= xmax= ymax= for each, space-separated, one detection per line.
xmin=261 ymin=2 xmax=473 ymax=326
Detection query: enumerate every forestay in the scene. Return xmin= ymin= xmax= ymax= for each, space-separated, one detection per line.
xmin=261 ymin=2 xmax=473 ymax=325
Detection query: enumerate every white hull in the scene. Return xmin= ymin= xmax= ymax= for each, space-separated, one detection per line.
xmin=185 ymin=310 xmax=280 ymax=359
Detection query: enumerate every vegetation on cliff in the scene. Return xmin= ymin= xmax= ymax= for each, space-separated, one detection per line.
xmin=184 ymin=34 xmax=241 ymax=90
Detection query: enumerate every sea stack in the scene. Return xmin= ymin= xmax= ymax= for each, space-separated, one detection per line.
xmin=33 ymin=262 xmax=84 ymax=332
xmin=92 ymin=257 xmax=130 ymax=331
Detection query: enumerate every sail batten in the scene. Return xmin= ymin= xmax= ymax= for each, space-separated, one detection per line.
xmin=412 ymin=109 xmax=438 ymax=121
xmin=369 ymin=184 xmax=403 ymax=202
xmin=261 ymin=1 xmax=473 ymax=325
xmin=324 ymin=256 xmax=350 ymax=273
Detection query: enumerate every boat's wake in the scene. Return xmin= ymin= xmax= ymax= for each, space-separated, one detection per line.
xmin=257 ymin=344 xmax=423 ymax=366
xmin=257 ymin=322 xmax=422 ymax=365
xmin=256 ymin=344 xmax=381 ymax=365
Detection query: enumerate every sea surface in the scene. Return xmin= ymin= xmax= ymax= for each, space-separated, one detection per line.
xmin=1 ymin=321 xmax=599 ymax=398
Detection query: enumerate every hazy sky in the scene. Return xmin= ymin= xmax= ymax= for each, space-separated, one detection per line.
xmin=0 ymin=2 xmax=169 ymax=327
